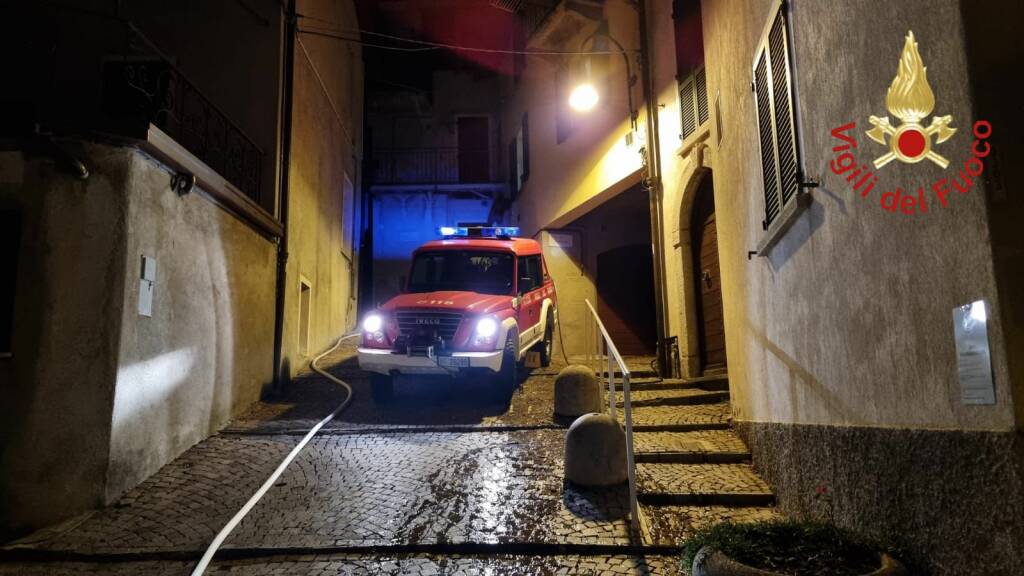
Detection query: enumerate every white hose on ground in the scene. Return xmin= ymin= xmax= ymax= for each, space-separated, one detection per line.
xmin=190 ymin=332 xmax=359 ymax=576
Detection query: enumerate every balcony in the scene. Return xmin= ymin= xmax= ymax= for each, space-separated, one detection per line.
xmin=102 ymin=60 xmax=264 ymax=206
xmin=371 ymin=147 xmax=498 ymax=186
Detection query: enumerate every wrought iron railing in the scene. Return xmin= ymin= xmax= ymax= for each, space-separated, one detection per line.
xmin=102 ymin=60 xmax=263 ymax=204
xmin=583 ymin=298 xmax=648 ymax=544
xmin=371 ymin=147 xmax=496 ymax=185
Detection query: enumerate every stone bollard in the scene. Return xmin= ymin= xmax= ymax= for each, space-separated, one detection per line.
xmin=564 ymin=413 xmax=627 ymax=486
xmin=553 ymin=364 xmax=602 ymax=417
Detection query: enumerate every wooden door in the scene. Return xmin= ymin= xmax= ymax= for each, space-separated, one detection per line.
xmin=696 ymin=212 xmax=727 ymax=373
xmin=457 ymin=117 xmax=489 ymax=182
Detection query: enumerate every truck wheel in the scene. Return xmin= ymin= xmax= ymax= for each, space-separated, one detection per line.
xmin=496 ymin=331 xmax=518 ymax=395
xmin=538 ymin=312 xmax=554 ymax=367
xmin=371 ymin=373 xmax=394 ymax=403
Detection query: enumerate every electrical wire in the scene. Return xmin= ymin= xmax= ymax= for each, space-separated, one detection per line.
xmin=297 ymin=24 xmax=638 ymax=56
xmin=190 ymin=333 xmax=359 ymax=576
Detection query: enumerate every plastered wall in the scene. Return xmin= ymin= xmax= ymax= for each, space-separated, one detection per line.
xmin=281 ymin=0 xmax=365 ymax=375
xmin=696 ymin=0 xmax=1013 ymax=430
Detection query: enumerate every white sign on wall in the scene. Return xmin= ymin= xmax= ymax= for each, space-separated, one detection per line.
xmin=952 ymin=299 xmax=995 ymax=405
xmin=548 ymin=232 xmax=573 ymax=248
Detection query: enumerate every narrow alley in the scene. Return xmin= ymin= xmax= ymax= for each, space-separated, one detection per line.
xmin=0 ymin=338 xmax=774 ymax=574
xmin=1 ymin=0 xmax=1022 ymax=575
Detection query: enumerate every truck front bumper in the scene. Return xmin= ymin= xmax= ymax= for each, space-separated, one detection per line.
xmin=358 ymin=347 xmax=504 ymax=376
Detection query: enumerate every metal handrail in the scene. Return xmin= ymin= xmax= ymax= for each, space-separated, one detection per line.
xmin=583 ymin=299 xmax=647 ymax=544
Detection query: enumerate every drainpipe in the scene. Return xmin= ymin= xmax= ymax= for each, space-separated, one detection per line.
xmin=271 ymin=0 xmax=297 ymax=396
xmin=637 ymin=0 xmax=670 ymax=376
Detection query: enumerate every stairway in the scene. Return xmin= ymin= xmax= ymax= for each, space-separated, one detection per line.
xmin=605 ymin=370 xmax=781 ymax=546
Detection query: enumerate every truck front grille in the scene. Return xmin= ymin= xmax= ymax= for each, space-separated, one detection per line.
xmin=395 ymin=309 xmax=463 ymax=342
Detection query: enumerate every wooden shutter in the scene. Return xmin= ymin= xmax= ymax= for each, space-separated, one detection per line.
xmin=753 ymin=4 xmax=799 ymax=229
xmin=679 ymin=65 xmax=709 ymax=142
xmin=695 ymin=66 xmax=709 ymax=126
xmin=679 ymin=75 xmax=696 ymax=140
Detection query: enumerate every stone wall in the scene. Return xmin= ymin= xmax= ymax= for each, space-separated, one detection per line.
xmin=738 ymin=421 xmax=1024 ymax=574
xmin=0 ymin=145 xmax=129 ymax=538
xmin=105 ymin=150 xmax=277 ymax=501
xmin=0 ymin=142 xmax=277 ymax=537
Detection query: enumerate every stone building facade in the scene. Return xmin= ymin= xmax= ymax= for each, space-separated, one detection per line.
xmin=0 ymin=0 xmax=363 ymax=539
xmin=499 ymin=0 xmax=1023 ymax=572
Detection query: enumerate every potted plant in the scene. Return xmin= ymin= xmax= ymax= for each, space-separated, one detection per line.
xmin=681 ymin=519 xmax=907 ymax=576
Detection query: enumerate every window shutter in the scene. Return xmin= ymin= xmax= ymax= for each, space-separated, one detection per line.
xmin=753 ymin=51 xmax=780 ymax=226
xmin=695 ymin=66 xmax=709 ymax=126
xmin=679 ymin=76 xmax=696 ymax=140
xmin=753 ymin=4 xmax=799 ymax=229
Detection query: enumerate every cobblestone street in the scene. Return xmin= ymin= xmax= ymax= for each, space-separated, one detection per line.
xmin=0 ymin=340 xmax=777 ymax=574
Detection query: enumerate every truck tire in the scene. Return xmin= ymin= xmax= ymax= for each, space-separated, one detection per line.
xmin=371 ymin=373 xmax=394 ymax=403
xmin=538 ymin=311 xmax=554 ymax=367
xmin=496 ymin=330 xmax=518 ymax=396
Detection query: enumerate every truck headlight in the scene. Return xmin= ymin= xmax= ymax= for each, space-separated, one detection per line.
xmin=475 ymin=317 xmax=497 ymax=338
xmin=362 ymin=313 xmax=383 ymax=333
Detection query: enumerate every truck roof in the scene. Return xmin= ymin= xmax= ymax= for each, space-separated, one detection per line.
xmin=416 ymin=237 xmax=542 ymax=255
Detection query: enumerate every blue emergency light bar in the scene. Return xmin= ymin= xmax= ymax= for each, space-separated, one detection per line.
xmin=437 ymin=226 xmax=520 ymax=238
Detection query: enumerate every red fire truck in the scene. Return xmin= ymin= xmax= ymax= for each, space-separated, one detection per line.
xmin=358 ymin=226 xmax=558 ymax=401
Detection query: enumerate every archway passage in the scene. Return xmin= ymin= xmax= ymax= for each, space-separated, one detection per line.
xmin=691 ymin=173 xmax=727 ymax=374
xmin=597 ymin=244 xmax=657 ymax=356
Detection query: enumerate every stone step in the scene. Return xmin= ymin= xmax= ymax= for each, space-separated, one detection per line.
xmin=633 ymin=430 xmax=750 ymax=463
xmin=615 ymin=375 xmax=728 ymax=391
xmin=620 ymin=402 xmax=732 ymax=431
xmin=636 ymin=463 xmax=774 ymax=507
xmin=613 ymin=388 xmax=730 ymax=408
xmin=641 ymin=504 xmax=783 ymax=546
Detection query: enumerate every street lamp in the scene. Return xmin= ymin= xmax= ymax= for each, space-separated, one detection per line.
xmin=568 ymin=82 xmax=599 ymax=112
xmin=567 ymin=24 xmax=637 ymax=128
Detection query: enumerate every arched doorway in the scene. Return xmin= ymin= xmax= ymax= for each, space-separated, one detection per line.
xmin=690 ymin=173 xmax=727 ymax=374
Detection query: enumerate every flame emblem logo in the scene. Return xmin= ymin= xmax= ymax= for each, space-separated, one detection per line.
xmin=866 ymin=31 xmax=956 ymax=169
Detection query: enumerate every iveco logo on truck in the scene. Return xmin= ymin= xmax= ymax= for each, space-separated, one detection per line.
xmin=357 ymin=226 xmax=558 ymax=403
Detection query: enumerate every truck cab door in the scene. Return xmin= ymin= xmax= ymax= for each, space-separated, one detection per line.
xmin=517 ymin=255 xmax=543 ymax=349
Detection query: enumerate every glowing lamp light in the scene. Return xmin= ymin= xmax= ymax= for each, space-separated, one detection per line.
xmin=569 ymin=83 xmax=599 ymax=112
xmin=476 ymin=317 xmax=498 ymax=338
xmin=362 ymin=313 xmax=383 ymax=333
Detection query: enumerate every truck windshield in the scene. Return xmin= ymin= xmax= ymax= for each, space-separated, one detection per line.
xmin=408 ymin=251 xmax=514 ymax=296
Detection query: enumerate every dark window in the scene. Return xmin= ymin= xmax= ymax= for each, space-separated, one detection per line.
xmin=752 ymin=4 xmax=800 ymax=229
xmin=673 ymin=0 xmax=704 ymax=76
xmin=674 ymin=0 xmax=708 ymax=142
xmin=517 ymin=255 xmax=542 ymax=294
xmin=1 ymin=210 xmax=20 ymax=355
xmin=509 ymin=113 xmax=530 ymax=197
xmin=457 ymin=116 xmax=490 ymax=183
xmin=409 ymin=251 xmax=514 ymax=296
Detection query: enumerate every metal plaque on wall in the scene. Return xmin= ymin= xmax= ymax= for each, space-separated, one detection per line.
xmin=952 ymin=300 xmax=996 ymax=405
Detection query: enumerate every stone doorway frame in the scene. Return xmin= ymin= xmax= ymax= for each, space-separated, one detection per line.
xmin=669 ymin=141 xmax=714 ymax=379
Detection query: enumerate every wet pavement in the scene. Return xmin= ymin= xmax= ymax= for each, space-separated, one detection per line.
xmin=0 ymin=339 xmax=779 ymax=574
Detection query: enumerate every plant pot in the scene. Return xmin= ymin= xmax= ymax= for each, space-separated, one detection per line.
xmin=691 ymin=546 xmax=907 ymax=576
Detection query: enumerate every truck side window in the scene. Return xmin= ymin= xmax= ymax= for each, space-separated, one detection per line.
xmin=518 ymin=256 xmax=542 ymax=294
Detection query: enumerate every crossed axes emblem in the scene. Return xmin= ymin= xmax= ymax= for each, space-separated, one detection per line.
xmin=866 ymin=115 xmax=956 ymax=169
